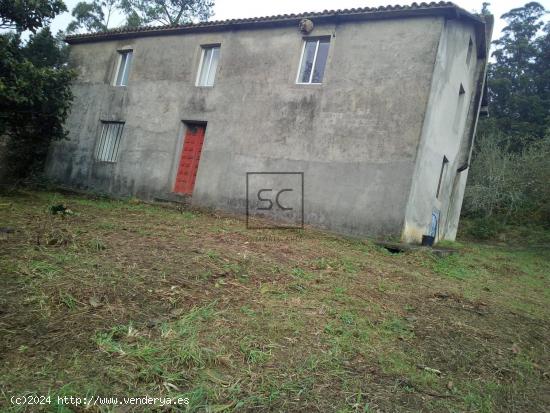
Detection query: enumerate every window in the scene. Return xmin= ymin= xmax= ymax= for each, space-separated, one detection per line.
xmin=114 ymin=50 xmax=133 ymax=86
xmin=297 ymin=37 xmax=330 ymax=84
xmin=436 ymin=156 xmax=449 ymax=199
xmin=197 ymin=45 xmax=220 ymax=87
xmin=95 ymin=122 xmax=124 ymax=162
xmin=466 ymin=37 xmax=473 ymax=67
xmin=453 ymin=84 xmax=466 ymax=132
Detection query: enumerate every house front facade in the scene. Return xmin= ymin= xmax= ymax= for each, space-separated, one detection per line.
xmin=46 ymin=2 xmax=493 ymax=243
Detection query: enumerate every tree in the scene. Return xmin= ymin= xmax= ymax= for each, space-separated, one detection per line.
xmin=118 ymin=0 xmax=214 ymax=27
xmin=533 ymin=21 xmax=550 ymax=130
xmin=0 ymin=0 xmax=66 ymax=32
xmin=22 ymin=27 xmax=68 ymax=68
xmin=486 ymin=2 xmax=548 ymax=144
xmin=67 ymin=0 xmax=118 ymax=33
xmin=67 ymin=0 xmax=214 ymax=32
xmin=1 ymin=3 xmax=75 ymax=181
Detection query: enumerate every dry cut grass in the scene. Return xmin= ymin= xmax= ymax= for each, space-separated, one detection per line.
xmin=0 ymin=190 xmax=549 ymax=412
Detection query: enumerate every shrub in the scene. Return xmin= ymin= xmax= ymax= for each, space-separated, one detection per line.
xmin=463 ymin=131 xmax=550 ymax=228
xmin=462 ymin=217 xmax=504 ymax=240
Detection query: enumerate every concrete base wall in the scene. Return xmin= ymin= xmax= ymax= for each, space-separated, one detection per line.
xmin=193 ymin=153 xmax=415 ymax=236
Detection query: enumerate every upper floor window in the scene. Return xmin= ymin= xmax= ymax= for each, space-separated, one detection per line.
xmin=197 ymin=45 xmax=220 ymax=87
xmin=95 ymin=121 xmax=124 ymax=162
xmin=114 ymin=50 xmax=133 ymax=86
xmin=297 ymin=37 xmax=330 ymax=84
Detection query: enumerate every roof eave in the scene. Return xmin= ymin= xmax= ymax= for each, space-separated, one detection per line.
xmin=65 ymin=4 xmax=484 ymax=45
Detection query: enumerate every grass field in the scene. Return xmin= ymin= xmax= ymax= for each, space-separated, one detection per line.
xmin=1 ymin=190 xmax=549 ymax=412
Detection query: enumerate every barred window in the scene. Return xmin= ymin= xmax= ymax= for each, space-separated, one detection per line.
xmin=95 ymin=122 xmax=124 ymax=162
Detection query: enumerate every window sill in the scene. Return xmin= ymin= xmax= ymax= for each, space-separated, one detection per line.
xmin=295 ymin=82 xmax=323 ymax=86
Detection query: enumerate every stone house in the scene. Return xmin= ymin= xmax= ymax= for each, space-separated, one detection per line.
xmin=46 ymin=1 xmax=493 ymax=243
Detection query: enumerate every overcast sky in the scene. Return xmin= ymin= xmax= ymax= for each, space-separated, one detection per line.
xmin=46 ymin=0 xmax=550 ymax=41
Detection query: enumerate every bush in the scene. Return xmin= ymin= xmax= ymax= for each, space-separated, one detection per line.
xmin=461 ymin=217 xmax=504 ymax=240
xmin=518 ymin=135 xmax=550 ymax=224
xmin=463 ymin=131 xmax=550 ymax=228
xmin=463 ymin=132 xmax=522 ymax=218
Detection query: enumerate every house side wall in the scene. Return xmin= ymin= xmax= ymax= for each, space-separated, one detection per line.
xmin=46 ymin=17 xmax=443 ymax=238
xmin=402 ymin=19 xmax=483 ymax=243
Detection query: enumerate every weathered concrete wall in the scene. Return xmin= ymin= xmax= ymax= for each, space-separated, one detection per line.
xmin=402 ymin=19 xmax=481 ymax=243
xmin=46 ymin=16 xmax=444 ymax=237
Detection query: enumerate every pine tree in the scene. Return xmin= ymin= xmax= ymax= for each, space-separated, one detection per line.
xmin=487 ymin=2 xmax=548 ymax=145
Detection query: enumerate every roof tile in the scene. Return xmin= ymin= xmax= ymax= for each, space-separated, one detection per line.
xmin=65 ymin=1 xmax=482 ymax=44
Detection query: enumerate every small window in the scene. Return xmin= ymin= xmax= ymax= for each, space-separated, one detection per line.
xmin=297 ymin=37 xmax=330 ymax=84
xmin=466 ymin=38 xmax=473 ymax=66
xmin=453 ymin=84 xmax=466 ymax=132
xmin=95 ymin=121 xmax=124 ymax=162
xmin=114 ymin=50 xmax=133 ymax=86
xmin=436 ymin=156 xmax=449 ymax=199
xmin=197 ymin=45 xmax=220 ymax=87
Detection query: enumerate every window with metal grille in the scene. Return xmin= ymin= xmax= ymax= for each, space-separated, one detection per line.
xmin=95 ymin=122 xmax=124 ymax=162
xmin=114 ymin=50 xmax=133 ymax=86
xmin=197 ymin=45 xmax=220 ymax=87
xmin=296 ymin=37 xmax=330 ymax=84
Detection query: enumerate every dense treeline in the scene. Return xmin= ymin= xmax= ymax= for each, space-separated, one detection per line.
xmin=462 ymin=2 xmax=550 ymax=232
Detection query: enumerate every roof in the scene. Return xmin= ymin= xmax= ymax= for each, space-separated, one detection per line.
xmin=66 ymin=1 xmax=488 ymax=49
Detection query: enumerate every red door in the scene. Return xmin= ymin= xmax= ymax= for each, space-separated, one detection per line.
xmin=174 ymin=124 xmax=206 ymax=195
